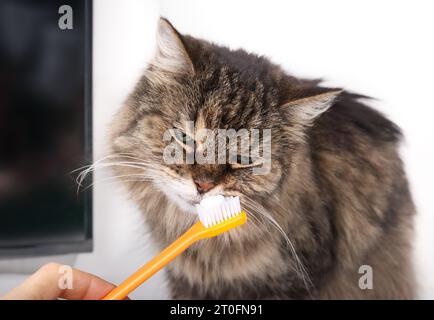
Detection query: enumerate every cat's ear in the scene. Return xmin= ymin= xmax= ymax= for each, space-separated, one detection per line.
xmin=281 ymin=89 xmax=342 ymax=125
xmin=152 ymin=17 xmax=195 ymax=75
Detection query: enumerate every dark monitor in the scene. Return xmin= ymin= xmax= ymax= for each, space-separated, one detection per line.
xmin=0 ymin=0 xmax=92 ymax=257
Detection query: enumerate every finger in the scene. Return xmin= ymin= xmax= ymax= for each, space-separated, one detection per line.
xmin=2 ymin=263 xmax=63 ymax=300
xmin=2 ymin=263 xmax=116 ymax=300
xmin=59 ymin=266 xmax=116 ymax=300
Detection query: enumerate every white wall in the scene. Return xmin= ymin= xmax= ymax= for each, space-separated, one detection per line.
xmin=73 ymin=0 xmax=168 ymax=299
xmin=1 ymin=0 xmax=433 ymax=299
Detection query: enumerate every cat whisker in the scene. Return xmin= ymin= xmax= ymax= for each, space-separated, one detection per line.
xmin=71 ymin=153 xmax=154 ymax=174
xmin=241 ymin=196 xmax=313 ymax=292
xmin=78 ymin=173 xmax=158 ymax=193
xmin=73 ymin=156 xmax=162 ymax=193
xmin=81 ymin=178 xmax=159 ymax=193
xmin=76 ymin=162 xmax=149 ymax=188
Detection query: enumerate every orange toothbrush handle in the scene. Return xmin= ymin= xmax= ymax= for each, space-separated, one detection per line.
xmin=101 ymin=211 xmax=247 ymax=300
xmin=102 ymin=222 xmax=207 ymax=300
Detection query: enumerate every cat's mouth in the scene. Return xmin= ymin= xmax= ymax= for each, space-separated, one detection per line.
xmin=154 ymin=178 xmax=241 ymax=214
xmin=188 ymin=191 xmax=241 ymax=208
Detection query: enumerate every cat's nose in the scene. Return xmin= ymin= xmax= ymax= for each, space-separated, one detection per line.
xmin=194 ymin=179 xmax=215 ymax=194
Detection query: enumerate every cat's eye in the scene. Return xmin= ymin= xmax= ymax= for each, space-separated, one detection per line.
xmin=175 ymin=131 xmax=188 ymax=144
xmin=236 ymin=155 xmax=253 ymax=165
xmin=231 ymin=155 xmax=262 ymax=169
xmin=171 ymin=129 xmax=194 ymax=149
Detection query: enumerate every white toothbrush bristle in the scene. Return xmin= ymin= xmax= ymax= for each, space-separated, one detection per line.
xmin=195 ymin=196 xmax=241 ymax=227
xmin=230 ymin=197 xmax=236 ymax=216
xmin=223 ymin=203 xmax=229 ymax=220
xmin=218 ymin=206 xmax=224 ymax=222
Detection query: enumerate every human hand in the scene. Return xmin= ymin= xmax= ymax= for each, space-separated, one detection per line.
xmin=1 ymin=263 xmax=116 ymax=300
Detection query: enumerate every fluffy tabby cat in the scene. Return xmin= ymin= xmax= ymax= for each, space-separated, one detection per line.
xmin=108 ymin=18 xmax=415 ymax=299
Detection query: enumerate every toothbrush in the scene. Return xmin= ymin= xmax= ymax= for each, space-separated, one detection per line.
xmin=102 ymin=195 xmax=247 ymax=300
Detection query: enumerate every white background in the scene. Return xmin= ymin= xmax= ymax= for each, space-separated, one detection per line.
xmin=1 ymin=0 xmax=433 ymax=299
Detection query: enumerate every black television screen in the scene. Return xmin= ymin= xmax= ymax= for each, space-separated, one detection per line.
xmin=0 ymin=0 xmax=92 ymax=257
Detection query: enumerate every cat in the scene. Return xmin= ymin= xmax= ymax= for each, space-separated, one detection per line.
xmin=108 ymin=18 xmax=415 ymax=299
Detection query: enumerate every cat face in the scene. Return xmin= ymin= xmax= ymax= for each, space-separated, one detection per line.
xmin=110 ymin=18 xmax=340 ymax=216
